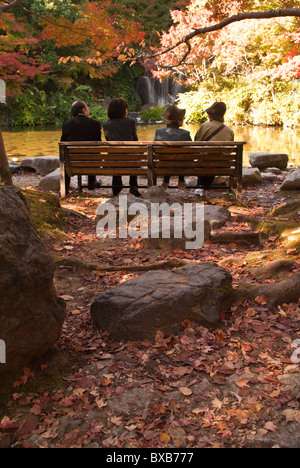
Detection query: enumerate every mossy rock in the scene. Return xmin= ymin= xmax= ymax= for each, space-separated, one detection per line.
xmin=253 ymin=200 xmax=300 ymax=244
xmin=21 ymin=189 xmax=66 ymax=238
xmin=258 ymin=218 xmax=299 ymax=236
xmin=267 ymin=200 xmax=300 ymax=219
xmin=280 ymin=226 xmax=300 ymax=249
xmin=244 ymin=248 xmax=299 ymax=264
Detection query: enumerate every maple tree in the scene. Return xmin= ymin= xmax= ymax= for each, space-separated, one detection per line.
xmin=0 ymin=0 xmax=26 ymax=185
xmin=0 ymin=11 xmax=49 ymax=96
xmin=40 ymin=1 xmax=146 ymax=79
xmin=149 ymin=1 xmax=300 ymax=81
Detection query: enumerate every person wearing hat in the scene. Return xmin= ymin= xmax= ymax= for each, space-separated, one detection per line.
xmin=154 ymin=105 xmax=192 ymax=189
xmin=194 ymin=102 xmax=234 ymax=197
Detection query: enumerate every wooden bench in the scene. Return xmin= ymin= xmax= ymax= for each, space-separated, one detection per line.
xmin=59 ymin=140 xmax=245 ymax=201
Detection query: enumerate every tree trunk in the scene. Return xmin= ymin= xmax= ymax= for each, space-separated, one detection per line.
xmin=0 ymin=129 xmax=13 ymax=186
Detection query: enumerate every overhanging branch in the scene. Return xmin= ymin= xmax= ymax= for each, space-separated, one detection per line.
xmin=0 ymin=0 xmax=23 ymax=15
xmin=143 ymin=8 xmax=300 ymax=67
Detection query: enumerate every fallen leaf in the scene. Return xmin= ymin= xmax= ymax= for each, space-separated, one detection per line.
xmin=18 ymin=417 xmax=39 ymax=434
xmin=110 ymin=416 xmax=123 ymax=426
xmin=246 ymin=402 xmax=262 ymax=412
xmin=287 ymin=249 xmax=298 ymax=255
xmin=95 ymin=398 xmax=107 ymax=409
xmin=160 ymin=432 xmax=171 ymax=443
xmin=235 ymin=377 xmax=250 ymax=389
xmin=172 ymin=366 xmax=192 ymax=377
xmin=125 ymin=424 xmax=137 ymax=432
xmin=0 ymin=417 xmax=18 ymax=431
xmin=60 ymin=295 xmax=74 ymax=301
xmin=71 ymin=309 xmax=81 ymax=315
xmin=265 ymin=421 xmax=277 ymax=432
xmin=281 ymin=409 xmax=300 ymax=424
xmin=179 ymin=387 xmax=193 ymax=396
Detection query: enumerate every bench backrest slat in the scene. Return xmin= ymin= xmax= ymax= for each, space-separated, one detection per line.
xmin=68 ymin=153 xmax=147 ymax=161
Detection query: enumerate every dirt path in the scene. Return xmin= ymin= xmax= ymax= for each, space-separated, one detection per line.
xmin=0 ymin=173 xmax=299 ymax=448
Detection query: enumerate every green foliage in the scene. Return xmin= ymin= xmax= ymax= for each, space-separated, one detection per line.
xmin=89 ymin=105 xmax=108 ymax=123
xmin=177 ymin=76 xmax=300 ymax=127
xmin=103 ymin=63 xmax=144 ymax=111
xmin=8 ymin=84 xmax=106 ymax=127
xmin=111 ymin=0 xmax=186 ymax=41
xmin=141 ymin=106 xmax=165 ymax=122
xmin=19 ymin=0 xmax=80 ymax=23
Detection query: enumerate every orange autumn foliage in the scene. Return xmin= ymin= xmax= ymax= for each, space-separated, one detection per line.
xmin=40 ymin=1 xmax=145 ymax=77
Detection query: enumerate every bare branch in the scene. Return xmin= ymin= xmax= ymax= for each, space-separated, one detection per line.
xmin=0 ymin=0 xmax=23 ymax=15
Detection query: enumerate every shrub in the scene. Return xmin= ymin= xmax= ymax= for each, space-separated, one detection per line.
xmin=141 ymin=106 xmax=165 ymax=122
xmin=177 ymin=76 xmax=300 ymax=127
xmin=7 ymin=85 xmax=107 ymax=127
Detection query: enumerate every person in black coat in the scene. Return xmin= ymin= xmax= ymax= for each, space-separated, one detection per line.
xmin=61 ymin=100 xmax=102 ymax=192
xmin=154 ymin=105 xmax=191 ymax=189
xmin=103 ymin=98 xmax=141 ymax=197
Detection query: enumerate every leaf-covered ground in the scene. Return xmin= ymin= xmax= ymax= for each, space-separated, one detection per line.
xmin=0 ymin=173 xmax=299 ymax=448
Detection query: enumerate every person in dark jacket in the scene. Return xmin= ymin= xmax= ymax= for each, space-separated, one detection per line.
xmin=154 ymin=105 xmax=191 ymax=189
xmin=103 ymin=98 xmax=141 ymax=197
xmin=61 ymin=100 xmax=102 ymax=193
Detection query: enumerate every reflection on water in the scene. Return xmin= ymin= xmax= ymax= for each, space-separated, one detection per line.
xmin=3 ymin=123 xmax=300 ymax=167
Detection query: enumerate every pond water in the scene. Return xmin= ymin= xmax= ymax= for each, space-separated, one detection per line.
xmin=3 ymin=122 xmax=300 ymax=167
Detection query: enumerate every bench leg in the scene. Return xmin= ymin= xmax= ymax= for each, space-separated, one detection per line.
xmin=59 ymin=162 xmax=66 ymax=198
xmin=78 ymin=176 xmax=82 ymax=192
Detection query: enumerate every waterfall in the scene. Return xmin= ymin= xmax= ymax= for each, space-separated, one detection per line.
xmin=136 ymin=71 xmax=184 ymax=107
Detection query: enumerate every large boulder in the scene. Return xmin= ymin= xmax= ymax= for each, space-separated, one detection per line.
xmin=249 ymin=152 xmax=289 ymax=171
xmin=90 ymin=262 xmax=233 ymax=341
xmin=0 ymin=186 xmax=66 ymax=375
xmin=21 ymin=156 xmax=60 ymax=176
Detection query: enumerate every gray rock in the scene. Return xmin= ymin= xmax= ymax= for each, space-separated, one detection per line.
xmin=90 ymin=262 xmax=233 ymax=341
xmin=143 ymin=185 xmax=179 ymax=204
xmin=261 ymin=172 xmax=278 ymax=183
xmin=142 ymin=214 xmax=211 ymax=250
xmin=204 ymin=205 xmax=231 ymax=229
xmin=0 ymin=186 xmax=66 ymax=375
xmin=39 ymin=168 xmax=78 ymax=192
xmin=280 ymin=169 xmax=300 ymax=190
xmin=264 ymin=167 xmax=282 ymax=175
xmin=39 ymin=168 xmax=61 ymax=191
xmin=9 ymin=161 xmax=20 ymax=174
xmin=21 ymin=156 xmax=60 ymax=176
xmin=249 ymin=153 xmax=289 ymax=170
xmin=242 ymin=167 xmax=263 ymax=186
